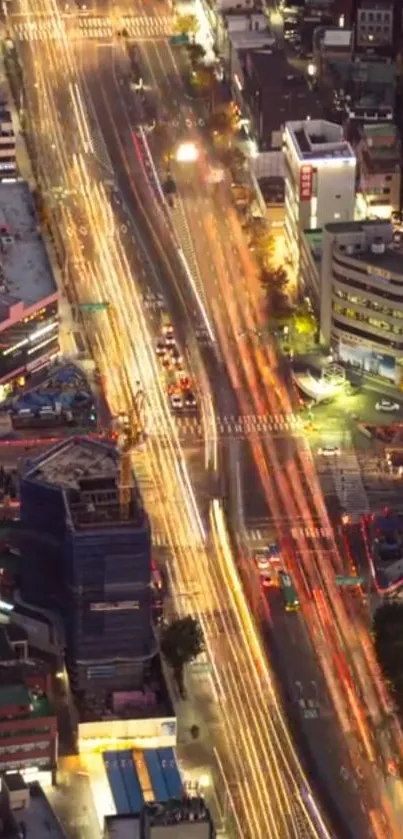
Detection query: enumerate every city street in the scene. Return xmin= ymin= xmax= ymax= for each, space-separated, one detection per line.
xmin=7 ymin=1 xmax=403 ymax=838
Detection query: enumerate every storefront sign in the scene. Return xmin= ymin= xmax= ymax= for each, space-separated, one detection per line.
xmin=300 ymin=164 xmax=313 ymax=201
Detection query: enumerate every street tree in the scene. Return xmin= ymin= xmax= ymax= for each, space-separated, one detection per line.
xmin=190 ymin=66 xmax=216 ymax=95
xmin=160 ymin=615 xmax=204 ymax=698
xmin=186 ymin=42 xmax=206 ymax=67
xmin=174 ymin=14 xmax=199 ymax=36
xmin=293 ymin=306 xmax=317 ymax=340
xmin=249 ymin=220 xmax=276 ymax=269
xmin=261 ymin=265 xmax=293 ymax=320
xmin=208 ymin=103 xmax=240 ymax=143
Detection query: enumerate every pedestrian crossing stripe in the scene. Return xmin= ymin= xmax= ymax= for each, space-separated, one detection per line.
xmin=11 ymin=14 xmax=173 ymax=42
xmin=148 ymin=412 xmax=302 ymax=439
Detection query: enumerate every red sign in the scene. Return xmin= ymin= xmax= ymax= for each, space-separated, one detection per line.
xmin=299 ymin=164 xmax=313 ymax=202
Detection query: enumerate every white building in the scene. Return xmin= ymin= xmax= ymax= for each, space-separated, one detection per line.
xmin=319 ymin=219 xmax=403 ymax=385
xmin=283 ymin=119 xmax=356 ymax=275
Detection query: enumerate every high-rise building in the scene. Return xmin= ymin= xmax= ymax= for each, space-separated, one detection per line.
xmin=20 ymin=437 xmax=153 ymax=692
xmin=283 ymin=118 xmax=356 ymax=274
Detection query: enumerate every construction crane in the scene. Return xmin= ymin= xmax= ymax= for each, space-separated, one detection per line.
xmin=115 ymin=389 xmax=145 ymax=520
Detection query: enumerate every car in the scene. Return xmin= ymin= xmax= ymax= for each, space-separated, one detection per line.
xmin=318 ymin=445 xmax=341 ymax=457
xmin=170 ymin=346 xmax=183 ymax=367
xmin=165 ymin=331 xmax=175 ymax=347
xmin=179 ymin=374 xmax=191 ymax=390
xmin=155 ymin=340 xmax=167 ymax=357
xmin=184 ymin=390 xmax=197 ymax=409
xmin=375 ymin=400 xmax=400 ymax=413
xmin=170 ymin=393 xmax=183 ymax=411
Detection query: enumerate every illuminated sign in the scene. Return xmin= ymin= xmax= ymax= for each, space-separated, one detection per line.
xmin=300 ymin=164 xmax=313 ymax=201
xmin=90 ymin=601 xmax=140 ymax=612
xmin=0 ymin=162 xmax=16 ymax=171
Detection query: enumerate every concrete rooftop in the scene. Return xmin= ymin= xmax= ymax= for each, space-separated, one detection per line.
xmin=26 ymin=436 xmax=117 ymax=491
xmin=0 ymin=181 xmax=56 ymax=311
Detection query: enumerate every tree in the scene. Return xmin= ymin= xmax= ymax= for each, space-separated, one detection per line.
xmin=373 ymin=602 xmax=403 ymax=714
xmin=186 ymin=42 xmax=206 ymax=67
xmin=208 ymin=102 xmax=240 ymax=143
xmin=160 ymin=615 xmax=204 ymax=698
xmin=293 ymin=309 xmax=316 ymax=337
xmin=261 ymin=266 xmax=293 ymax=320
xmin=190 ymin=66 xmax=216 ymax=95
xmin=174 ymin=14 xmax=199 ymax=36
xmin=249 ymin=221 xmax=275 ymax=269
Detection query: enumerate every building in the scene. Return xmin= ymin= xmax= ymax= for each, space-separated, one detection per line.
xmin=104 ymin=799 xmax=215 ymax=839
xmin=313 ymin=28 xmax=396 ymax=123
xmin=354 ymin=122 xmax=401 ymax=219
xmin=19 ymin=437 xmax=153 ymax=693
xmin=142 ymin=800 xmax=215 ymax=839
xmin=355 ymin=0 xmax=396 ymax=56
xmin=0 ymin=181 xmax=59 ymax=398
xmin=332 ymin=0 xmax=400 ymax=56
xmin=0 ymin=105 xmax=17 ymax=179
xmin=283 ymin=118 xmax=356 ymax=274
xmin=319 ymin=219 xmax=403 ymax=384
xmin=239 ymin=49 xmax=322 ymax=151
xmin=0 ymin=682 xmax=57 ymax=778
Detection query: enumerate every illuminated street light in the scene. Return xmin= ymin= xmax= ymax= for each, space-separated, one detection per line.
xmin=307 ymin=63 xmax=316 ymax=77
xmin=176 ymin=142 xmax=199 ymax=163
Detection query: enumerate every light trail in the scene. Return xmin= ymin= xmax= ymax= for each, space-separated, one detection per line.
xmin=12 ymin=1 xmax=327 ymax=836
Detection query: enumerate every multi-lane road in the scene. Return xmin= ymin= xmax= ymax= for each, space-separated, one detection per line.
xmin=7 ymin=2 xmax=332 ymax=838
xmin=6 ymin=1 xmax=403 ymax=837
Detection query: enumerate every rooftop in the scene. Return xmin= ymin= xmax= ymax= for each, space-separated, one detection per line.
xmin=26 ymin=436 xmax=117 ymax=491
xmin=303 ymin=227 xmax=324 ymax=263
xmin=105 ymin=815 xmax=140 ymax=839
xmin=285 ymin=119 xmax=355 ymax=162
xmin=17 ymin=784 xmax=67 ymax=839
xmin=24 ymin=437 xmax=147 ymax=530
xmin=244 ymin=50 xmax=322 ymax=148
xmin=0 ymin=683 xmax=53 ymax=718
xmin=0 ymin=182 xmax=57 ymax=327
xmin=144 ymin=799 xmax=212 ymax=835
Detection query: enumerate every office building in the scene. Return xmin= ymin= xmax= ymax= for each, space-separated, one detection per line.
xmin=0 ymin=681 xmax=57 ymax=778
xmin=354 ymin=122 xmax=401 ymax=219
xmin=283 ymin=119 xmax=356 ymax=274
xmin=20 ymin=437 xmax=153 ymax=692
xmin=0 ymin=181 xmax=59 ymax=399
xmin=319 ymin=219 xmax=403 ymax=384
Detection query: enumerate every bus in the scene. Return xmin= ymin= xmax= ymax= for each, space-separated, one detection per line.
xmin=279 ymin=570 xmax=299 ymax=612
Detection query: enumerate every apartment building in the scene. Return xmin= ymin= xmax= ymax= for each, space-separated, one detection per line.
xmin=283 ymin=118 xmax=356 ymax=275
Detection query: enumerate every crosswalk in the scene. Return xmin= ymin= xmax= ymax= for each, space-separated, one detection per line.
xmin=317 ymin=444 xmax=370 ymax=519
xmin=10 ymin=14 xmax=173 ymax=43
xmin=159 ymin=412 xmax=303 ymax=440
xmin=246 ymin=523 xmax=333 ymax=544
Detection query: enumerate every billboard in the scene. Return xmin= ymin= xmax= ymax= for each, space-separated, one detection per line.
xmin=299 ymin=164 xmax=313 ymax=201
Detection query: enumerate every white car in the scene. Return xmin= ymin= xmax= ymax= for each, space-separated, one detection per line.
xmin=375 ymin=400 xmax=400 ymax=413
xmin=170 ymin=393 xmax=183 ymax=411
xmin=318 ymin=445 xmax=341 ymax=457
